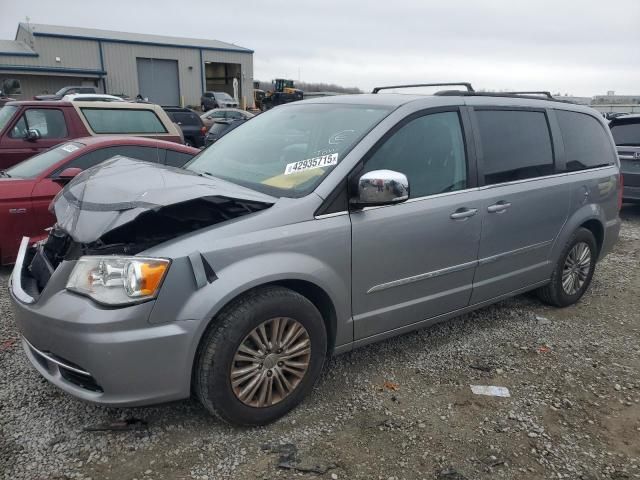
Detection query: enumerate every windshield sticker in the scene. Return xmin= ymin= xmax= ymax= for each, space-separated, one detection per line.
xmin=284 ymin=153 xmax=339 ymax=176
xmin=61 ymin=144 xmax=80 ymax=153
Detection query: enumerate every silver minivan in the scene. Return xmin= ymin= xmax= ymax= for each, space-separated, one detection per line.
xmin=10 ymin=84 xmax=622 ymax=425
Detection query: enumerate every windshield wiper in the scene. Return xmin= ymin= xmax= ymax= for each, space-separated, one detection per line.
xmin=0 ymin=170 xmax=11 ymax=178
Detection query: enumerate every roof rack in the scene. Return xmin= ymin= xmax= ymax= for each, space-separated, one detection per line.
xmin=502 ymin=91 xmax=554 ymax=99
xmin=372 ymin=82 xmax=475 ymax=94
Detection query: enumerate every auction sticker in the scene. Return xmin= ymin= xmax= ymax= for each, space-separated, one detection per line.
xmin=284 ymin=153 xmax=338 ymax=175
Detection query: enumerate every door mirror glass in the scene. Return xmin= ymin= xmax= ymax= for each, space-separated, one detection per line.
xmin=351 ymin=169 xmax=409 ymax=208
xmin=25 ymin=128 xmax=41 ymax=141
xmin=54 ymin=167 xmax=83 ymax=183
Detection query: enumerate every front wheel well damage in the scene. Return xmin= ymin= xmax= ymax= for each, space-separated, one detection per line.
xmin=190 ymin=280 xmax=338 ymax=392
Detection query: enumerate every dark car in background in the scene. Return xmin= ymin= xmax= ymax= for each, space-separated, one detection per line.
xmin=609 ymin=114 xmax=640 ymax=202
xmin=200 ymin=91 xmax=238 ymax=111
xmin=34 ymin=86 xmax=97 ymax=101
xmin=0 ymin=136 xmax=198 ymax=264
xmin=201 ymin=108 xmax=253 ymax=128
xmin=204 ymin=118 xmax=247 ymax=146
xmin=163 ymin=107 xmax=207 ymax=147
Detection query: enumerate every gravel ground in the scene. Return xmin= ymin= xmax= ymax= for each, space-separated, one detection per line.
xmin=1 ymin=205 xmax=639 ymax=480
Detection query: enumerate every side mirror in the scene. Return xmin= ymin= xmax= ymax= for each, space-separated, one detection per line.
xmin=25 ymin=129 xmax=41 ymax=141
xmin=53 ymin=167 xmax=83 ymax=184
xmin=351 ymin=169 xmax=409 ymax=209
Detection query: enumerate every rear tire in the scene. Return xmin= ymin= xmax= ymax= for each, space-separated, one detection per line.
xmin=194 ymin=286 xmax=327 ymax=426
xmin=537 ymin=228 xmax=597 ymax=307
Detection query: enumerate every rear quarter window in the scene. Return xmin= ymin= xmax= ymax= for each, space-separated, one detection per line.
xmin=556 ymin=110 xmax=615 ymax=171
xmin=81 ymin=108 xmax=167 ymax=134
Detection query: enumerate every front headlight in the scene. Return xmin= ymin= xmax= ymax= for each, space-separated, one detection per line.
xmin=66 ymin=256 xmax=170 ymax=305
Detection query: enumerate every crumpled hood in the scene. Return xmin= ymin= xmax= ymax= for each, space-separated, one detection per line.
xmin=52 ymin=156 xmax=276 ymax=243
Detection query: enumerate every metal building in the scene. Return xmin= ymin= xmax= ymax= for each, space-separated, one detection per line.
xmin=0 ymin=23 xmax=254 ymax=107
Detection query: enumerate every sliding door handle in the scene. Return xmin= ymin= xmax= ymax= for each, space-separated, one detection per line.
xmin=487 ymin=201 xmax=511 ymax=213
xmin=450 ymin=207 xmax=478 ymax=220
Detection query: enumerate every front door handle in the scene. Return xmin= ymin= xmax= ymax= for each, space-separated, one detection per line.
xmin=450 ymin=207 xmax=478 ymax=220
xmin=487 ymin=201 xmax=511 ymax=213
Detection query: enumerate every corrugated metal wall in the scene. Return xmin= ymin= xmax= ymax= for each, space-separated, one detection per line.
xmin=1 ymin=25 xmax=254 ymax=108
xmin=4 ymin=25 xmax=102 ymax=70
xmin=0 ymin=74 xmax=96 ymax=99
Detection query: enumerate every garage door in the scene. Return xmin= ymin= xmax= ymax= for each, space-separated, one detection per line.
xmin=136 ymin=58 xmax=180 ymax=106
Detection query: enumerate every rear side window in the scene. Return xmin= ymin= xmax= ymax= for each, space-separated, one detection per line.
xmin=556 ymin=110 xmax=614 ymax=171
xmin=609 ymin=120 xmax=640 ymax=147
xmin=81 ymin=108 xmax=167 ymax=134
xmin=476 ymin=110 xmax=554 ymax=185
xmin=58 ymin=146 xmax=161 ymax=173
xmin=165 ymin=149 xmax=194 ymax=167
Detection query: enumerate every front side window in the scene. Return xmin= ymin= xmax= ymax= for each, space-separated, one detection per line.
xmin=364 ymin=111 xmax=468 ymax=198
xmin=556 ymin=110 xmax=615 ymax=171
xmin=476 ymin=110 xmax=554 ymax=185
xmin=187 ymin=103 xmax=392 ymax=197
xmin=9 ymin=109 xmax=68 ymax=139
xmin=81 ymin=108 xmax=167 ymax=134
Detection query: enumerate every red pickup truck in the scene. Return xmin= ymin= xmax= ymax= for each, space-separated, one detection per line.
xmin=0 ymin=100 xmax=183 ymax=169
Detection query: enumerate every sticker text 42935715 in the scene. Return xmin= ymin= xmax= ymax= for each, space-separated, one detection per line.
xmin=284 ymin=153 xmax=339 ymax=175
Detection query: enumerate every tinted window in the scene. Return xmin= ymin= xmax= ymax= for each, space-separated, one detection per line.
xmin=364 ymin=111 xmax=467 ymax=198
xmin=171 ymin=112 xmax=202 ymax=126
xmin=6 ymin=142 xmax=85 ymax=178
xmin=10 ymin=109 xmax=68 ymax=138
xmin=476 ymin=110 xmax=553 ymax=184
xmin=59 ymin=146 xmax=161 ymax=172
xmin=556 ymin=110 xmax=614 ymax=171
xmin=81 ymin=108 xmax=167 ymax=134
xmin=610 ymin=120 xmax=640 ymax=146
xmin=165 ymin=149 xmax=194 ymax=167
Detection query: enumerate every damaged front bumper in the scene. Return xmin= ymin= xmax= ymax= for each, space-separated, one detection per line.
xmin=9 ymin=237 xmax=197 ymax=406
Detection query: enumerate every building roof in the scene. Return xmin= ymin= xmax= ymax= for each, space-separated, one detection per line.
xmin=0 ymin=39 xmax=36 ymax=56
xmin=20 ymin=23 xmax=253 ymax=54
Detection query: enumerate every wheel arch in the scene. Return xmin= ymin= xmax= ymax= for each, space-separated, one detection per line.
xmin=189 ymin=278 xmax=340 ymax=391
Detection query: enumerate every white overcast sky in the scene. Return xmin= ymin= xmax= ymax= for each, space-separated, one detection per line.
xmin=2 ymin=0 xmax=639 ymax=96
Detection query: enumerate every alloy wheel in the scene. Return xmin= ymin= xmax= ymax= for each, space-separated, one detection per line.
xmin=230 ymin=317 xmax=311 ymax=408
xmin=561 ymin=241 xmax=591 ymax=295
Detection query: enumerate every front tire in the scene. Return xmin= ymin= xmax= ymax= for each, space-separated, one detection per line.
xmin=194 ymin=286 xmax=327 ymax=426
xmin=537 ymin=228 xmax=597 ymax=307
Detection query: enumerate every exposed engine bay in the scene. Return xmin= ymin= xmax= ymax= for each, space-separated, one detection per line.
xmin=23 ymin=157 xmax=276 ymax=293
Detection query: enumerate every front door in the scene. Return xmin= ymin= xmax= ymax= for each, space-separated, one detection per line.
xmin=0 ymin=107 xmax=71 ymax=169
xmin=469 ymin=108 xmax=571 ymax=304
xmin=351 ymin=109 xmax=482 ymax=340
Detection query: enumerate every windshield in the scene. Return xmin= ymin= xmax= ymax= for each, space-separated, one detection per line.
xmin=611 ymin=121 xmax=640 ymax=146
xmin=0 ymin=105 xmax=17 ymax=132
xmin=215 ymin=92 xmax=234 ymax=101
xmin=55 ymin=87 xmax=68 ymax=96
xmin=5 ymin=142 xmax=85 ymax=178
xmin=186 ymin=103 xmax=393 ymax=197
